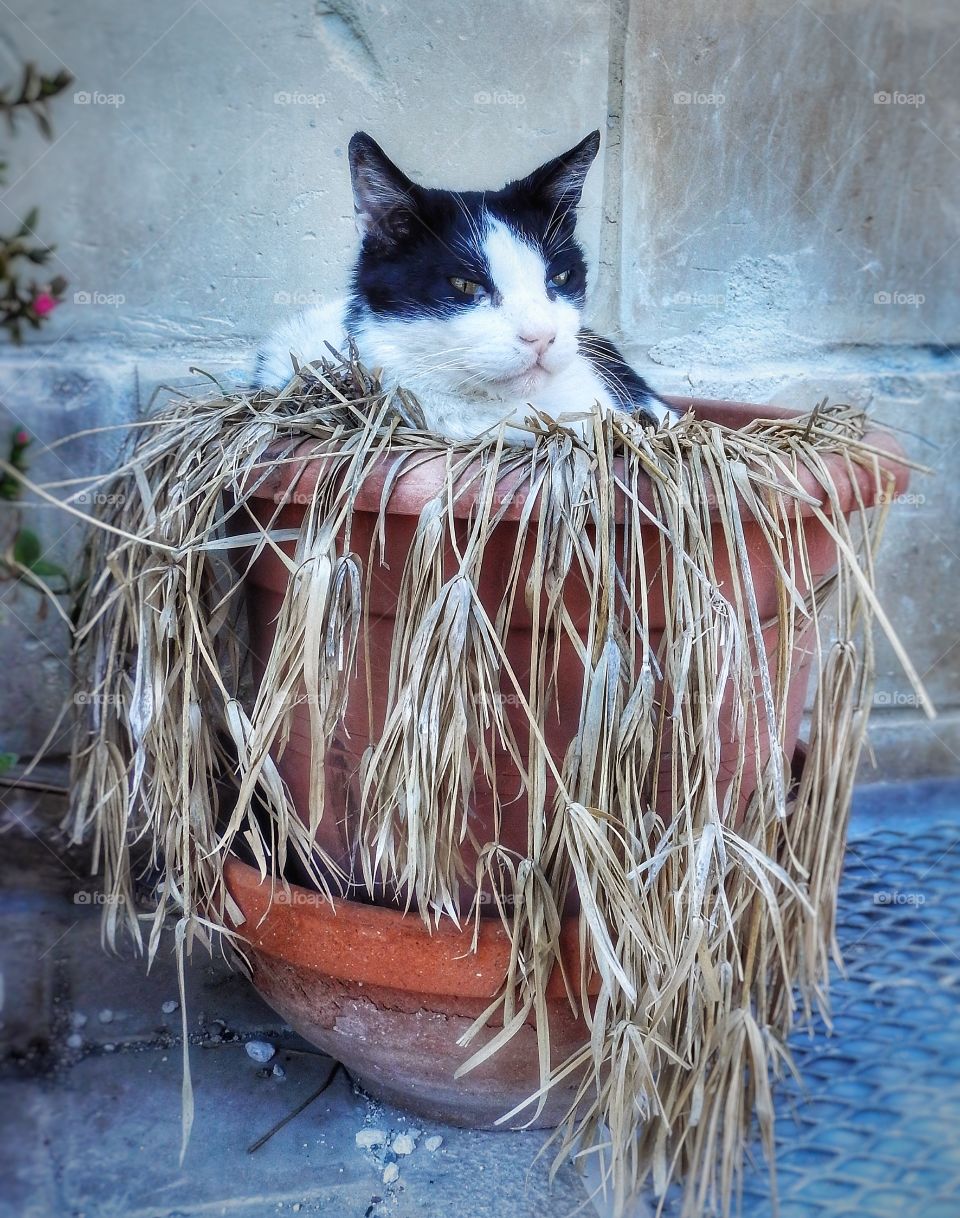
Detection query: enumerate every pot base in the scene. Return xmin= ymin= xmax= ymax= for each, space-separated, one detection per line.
xmin=250 ymin=953 xmax=585 ymax=1128
xmin=224 ymin=856 xmax=591 ymax=1129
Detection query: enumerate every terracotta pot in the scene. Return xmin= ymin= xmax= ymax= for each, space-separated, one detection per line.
xmin=227 ymin=397 xmax=907 ymax=1124
xmin=236 ymin=397 xmax=907 ymax=894
xmin=223 ymin=853 xmax=590 ymax=1127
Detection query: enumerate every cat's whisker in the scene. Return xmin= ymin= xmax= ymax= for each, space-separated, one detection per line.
xmin=399 ymin=350 xmax=478 ymax=380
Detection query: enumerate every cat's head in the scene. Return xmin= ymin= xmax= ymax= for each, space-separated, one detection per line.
xmin=345 ymin=130 xmax=601 ymax=403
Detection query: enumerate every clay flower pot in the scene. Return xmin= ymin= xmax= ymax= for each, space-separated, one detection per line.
xmin=223 ymin=852 xmax=591 ymax=1126
xmin=226 ymin=397 xmax=908 ymax=1125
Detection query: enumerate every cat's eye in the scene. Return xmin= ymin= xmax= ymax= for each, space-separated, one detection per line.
xmin=449 ymin=276 xmax=485 ymax=297
xmin=549 ymin=269 xmax=572 ymax=287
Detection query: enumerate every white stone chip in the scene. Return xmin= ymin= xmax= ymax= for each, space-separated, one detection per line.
xmin=161 ymin=999 xmax=179 ymax=1014
xmin=245 ymin=1040 xmax=276 ymax=1062
xmin=355 ymin=1128 xmax=387 ymax=1149
xmin=382 ymin=1162 xmax=399 ymax=1184
xmin=97 ymin=1008 xmax=113 ymax=1023
xmin=424 ymin=1135 xmax=443 ymax=1151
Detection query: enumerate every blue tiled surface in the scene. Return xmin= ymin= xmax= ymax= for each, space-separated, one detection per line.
xmin=737 ymin=781 xmax=960 ymax=1218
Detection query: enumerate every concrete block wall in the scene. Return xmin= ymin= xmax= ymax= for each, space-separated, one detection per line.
xmin=0 ymin=0 xmax=957 ymax=776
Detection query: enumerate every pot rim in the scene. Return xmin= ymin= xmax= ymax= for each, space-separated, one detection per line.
xmin=222 ymin=855 xmax=589 ymax=1001
xmin=244 ymin=396 xmax=910 ymax=522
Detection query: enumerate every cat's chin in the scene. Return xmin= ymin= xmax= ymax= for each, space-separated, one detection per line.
xmin=485 ymin=364 xmax=550 ymax=394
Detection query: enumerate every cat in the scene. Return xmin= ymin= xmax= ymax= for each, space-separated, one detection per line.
xmin=253 ymin=130 xmax=675 ymax=444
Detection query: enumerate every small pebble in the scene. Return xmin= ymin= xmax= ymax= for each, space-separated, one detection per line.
xmin=272 ymin=1063 xmax=286 ymax=1079
xmin=66 ymin=1033 xmax=83 ymax=1050
xmin=245 ymin=1040 xmax=275 ymax=1063
xmin=356 ymin=1128 xmax=387 ymax=1149
xmin=97 ymin=1008 xmax=113 ymax=1024
xmin=103 ymin=1043 xmax=115 ymax=1052
xmin=382 ymin=1162 xmax=399 ymax=1185
xmin=292 ymin=1206 xmax=301 ymax=1213
xmin=391 ymin=1131 xmax=417 ymax=1156
xmin=161 ymin=999 xmax=179 ymax=1015
xmin=71 ymin=1012 xmax=88 ymax=1029
xmin=424 ymin=1135 xmax=443 ymax=1151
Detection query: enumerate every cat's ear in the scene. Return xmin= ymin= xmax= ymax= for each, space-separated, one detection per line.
xmin=513 ymin=130 xmax=601 ymax=212
xmin=348 ymin=132 xmax=419 ymax=246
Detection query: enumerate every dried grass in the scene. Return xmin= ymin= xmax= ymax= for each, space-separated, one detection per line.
xmin=51 ymin=348 xmax=929 ymax=1216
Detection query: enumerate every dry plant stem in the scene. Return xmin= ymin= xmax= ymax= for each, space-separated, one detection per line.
xmin=63 ymin=349 xmax=929 ymax=1218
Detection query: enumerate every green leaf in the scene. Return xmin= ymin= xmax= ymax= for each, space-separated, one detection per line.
xmin=30 ymin=558 xmax=69 ymax=582
xmin=13 ymin=527 xmax=42 ymax=567
xmin=0 ymin=751 xmax=17 ymax=775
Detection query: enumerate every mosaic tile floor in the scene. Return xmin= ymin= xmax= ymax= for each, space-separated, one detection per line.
xmin=739 ymin=781 xmax=960 ymax=1218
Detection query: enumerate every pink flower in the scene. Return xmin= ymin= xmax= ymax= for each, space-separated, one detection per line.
xmin=33 ymin=293 xmax=58 ymax=316
xmin=14 ymin=431 xmax=29 ymax=447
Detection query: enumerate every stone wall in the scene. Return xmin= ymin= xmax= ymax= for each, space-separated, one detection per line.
xmin=1 ymin=0 xmax=956 ymax=776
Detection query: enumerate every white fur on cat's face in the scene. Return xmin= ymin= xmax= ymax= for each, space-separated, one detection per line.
xmin=353 ymin=217 xmax=583 ymax=406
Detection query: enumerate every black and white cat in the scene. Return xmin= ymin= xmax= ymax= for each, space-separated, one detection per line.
xmin=254 ymin=130 xmax=674 ymax=444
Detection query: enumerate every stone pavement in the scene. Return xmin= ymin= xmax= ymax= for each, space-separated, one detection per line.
xmin=0 ymin=779 xmax=591 ymax=1218
xmin=3 ymin=775 xmax=960 ymax=1218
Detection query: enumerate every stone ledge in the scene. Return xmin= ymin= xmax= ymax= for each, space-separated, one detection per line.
xmin=859 ymin=708 xmax=960 ymax=783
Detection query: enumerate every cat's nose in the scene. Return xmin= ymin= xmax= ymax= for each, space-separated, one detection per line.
xmin=519 ymin=328 xmax=557 ymax=359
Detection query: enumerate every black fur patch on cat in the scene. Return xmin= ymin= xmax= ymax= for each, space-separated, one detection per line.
xmin=345 ymin=131 xmax=592 ymax=329
xmin=577 ymin=328 xmax=664 ymax=419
